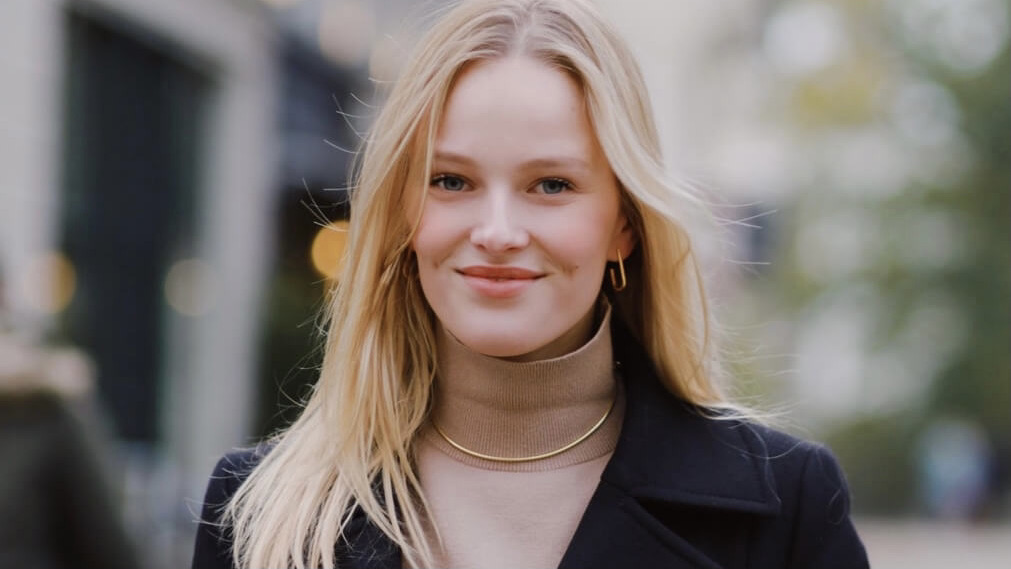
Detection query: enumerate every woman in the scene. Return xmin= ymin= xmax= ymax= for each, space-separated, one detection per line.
xmin=193 ymin=1 xmax=869 ymax=568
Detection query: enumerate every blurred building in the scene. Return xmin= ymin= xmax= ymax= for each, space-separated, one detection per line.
xmin=0 ymin=0 xmax=361 ymax=565
xmin=1 ymin=0 xmax=280 ymax=564
xmin=0 ymin=0 xmax=427 ymax=564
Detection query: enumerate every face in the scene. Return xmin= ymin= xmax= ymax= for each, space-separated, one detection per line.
xmin=411 ymin=56 xmax=635 ymax=361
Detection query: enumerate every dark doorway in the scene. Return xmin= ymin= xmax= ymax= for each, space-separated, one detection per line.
xmin=253 ymin=36 xmax=359 ymax=437
xmin=59 ymin=11 xmax=211 ymax=442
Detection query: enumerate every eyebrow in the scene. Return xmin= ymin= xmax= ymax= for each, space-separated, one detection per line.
xmin=432 ymin=151 xmax=591 ymax=172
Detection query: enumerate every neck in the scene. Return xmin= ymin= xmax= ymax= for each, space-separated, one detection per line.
xmin=428 ymin=304 xmax=619 ymax=470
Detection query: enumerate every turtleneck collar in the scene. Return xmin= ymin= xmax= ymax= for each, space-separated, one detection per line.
xmin=424 ymin=303 xmax=623 ymax=472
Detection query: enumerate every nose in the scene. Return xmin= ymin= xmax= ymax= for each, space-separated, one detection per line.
xmin=469 ymin=190 xmax=529 ymax=252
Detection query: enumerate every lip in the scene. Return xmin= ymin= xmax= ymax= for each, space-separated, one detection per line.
xmin=457 ymin=265 xmax=544 ymax=298
xmin=458 ymin=266 xmax=543 ymax=279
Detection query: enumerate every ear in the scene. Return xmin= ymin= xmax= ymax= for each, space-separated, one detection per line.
xmin=607 ymin=213 xmax=638 ymax=262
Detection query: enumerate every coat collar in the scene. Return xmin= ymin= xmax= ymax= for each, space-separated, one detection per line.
xmin=599 ymin=318 xmax=782 ymax=515
xmin=555 ymin=319 xmax=782 ymax=569
xmin=340 ymin=319 xmax=781 ymax=569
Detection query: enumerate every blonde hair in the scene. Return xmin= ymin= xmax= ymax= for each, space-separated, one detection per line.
xmin=225 ymin=1 xmax=729 ymax=567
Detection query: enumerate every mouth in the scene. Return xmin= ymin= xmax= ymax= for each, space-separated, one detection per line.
xmin=456 ymin=266 xmax=545 ymax=280
xmin=456 ymin=266 xmax=545 ymax=298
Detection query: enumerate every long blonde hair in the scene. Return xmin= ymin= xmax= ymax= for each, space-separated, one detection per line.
xmin=225 ymin=1 xmax=728 ymax=567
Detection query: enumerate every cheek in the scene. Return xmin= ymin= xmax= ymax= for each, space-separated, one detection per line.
xmin=540 ymin=206 xmax=622 ymax=271
xmin=411 ymin=223 xmax=438 ymax=265
xmin=411 ymin=204 xmax=456 ymax=266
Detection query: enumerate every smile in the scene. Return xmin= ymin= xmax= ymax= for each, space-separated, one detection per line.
xmin=456 ymin=266 xmax=545 ymax=299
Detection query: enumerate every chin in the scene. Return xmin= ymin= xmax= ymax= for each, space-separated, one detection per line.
xmin=453 ymin=327 xmax=546 ymax=360
xmin=463 ymin=338 xmax=537 ymax=359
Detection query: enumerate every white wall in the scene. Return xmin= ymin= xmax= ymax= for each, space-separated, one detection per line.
xmin=0 ymin=0 xmax=66 ymax=334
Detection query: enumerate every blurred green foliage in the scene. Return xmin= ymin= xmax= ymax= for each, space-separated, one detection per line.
xmin=756 ymin=0 xmax=1010 ymax=517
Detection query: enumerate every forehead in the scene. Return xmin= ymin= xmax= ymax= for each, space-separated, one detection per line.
xmin=434 ymin=56 xmax=601 ymax=162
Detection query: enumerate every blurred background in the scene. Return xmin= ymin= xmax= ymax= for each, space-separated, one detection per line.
xmin=0 ymin=0 xmax=1006 ymax=567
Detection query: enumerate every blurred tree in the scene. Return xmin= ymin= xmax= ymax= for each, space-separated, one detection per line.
xmin=744 ymin=0 xmax=1009 ymax=517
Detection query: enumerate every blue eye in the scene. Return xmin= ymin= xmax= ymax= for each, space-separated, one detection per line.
xmin=432 ymin=175 xmax=467 ymax=192
xmin=538 ymin=178 xmax=571 ymax=194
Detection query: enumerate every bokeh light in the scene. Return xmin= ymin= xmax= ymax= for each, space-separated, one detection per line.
xmin=310 ymin=221 xmax=350 ymax=280
xmin=19 ymin=251 xmax=76 ymax=314
xmin=164 ymin=258 xmax=218 ymax=317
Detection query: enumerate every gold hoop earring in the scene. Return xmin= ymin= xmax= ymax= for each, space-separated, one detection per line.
xmin=609 ymin=249 xmax=627 ymax=292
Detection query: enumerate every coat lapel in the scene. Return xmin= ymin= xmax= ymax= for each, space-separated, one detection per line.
xmin=558 ymin=481 xmax=726 ymax=569
xmin=558 ymin=321 xmax=782 ymax=569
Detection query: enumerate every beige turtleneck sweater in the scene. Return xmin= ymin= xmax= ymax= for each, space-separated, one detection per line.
xmin=414 ymin=308 xmax=625 ymax=569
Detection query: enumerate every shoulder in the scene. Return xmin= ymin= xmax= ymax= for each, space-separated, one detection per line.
xmin=735 ymin=420 xmax=853 ymax=516
xmin=206 ymin=448 xmax=265 ymax=494
xmin=610 ymin=371 xmax=868 ymax=567
xmin=192 ymin=447 xmax=267 ymax=569
xmin=611 ymin=324 xmax=867 ymax=566
xmin=614 ymin=323 xmax=854 ymax=516
xmin=706 ymin=417 xmax=869 ymax=567
xmin=198 ymin=445 xmax=271 ymax=518
xmin=679 ymin=405 xmax=856 ymax=515
xmin=732 ymin=418 xmax=844 ymax=475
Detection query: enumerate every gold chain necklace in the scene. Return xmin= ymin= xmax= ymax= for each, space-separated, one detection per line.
xmin=431 ymin=395 xmax=617 ymax=463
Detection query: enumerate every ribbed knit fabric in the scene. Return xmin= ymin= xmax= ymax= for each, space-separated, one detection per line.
xmin=413 ymin=306 xmax=624 ymax=568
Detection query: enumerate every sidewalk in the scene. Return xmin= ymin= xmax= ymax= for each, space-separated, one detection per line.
xmin=856 ymin=518 xmax=1010 ymax=569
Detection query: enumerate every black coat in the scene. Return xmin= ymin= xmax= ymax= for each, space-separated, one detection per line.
xmin=193 ymin=323 xmax=869 ymax=569
xmin=1 ymin=393 xmax=141 ymax=569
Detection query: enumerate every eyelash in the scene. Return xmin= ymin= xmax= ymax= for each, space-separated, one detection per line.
xmin=536 ymin=178 xmax=573 ymax=195
xmin=430 ymin=174 xmax=468 ymax=192
xmin=429 ymin=174 xmax=574 ymax=194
